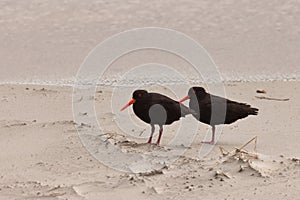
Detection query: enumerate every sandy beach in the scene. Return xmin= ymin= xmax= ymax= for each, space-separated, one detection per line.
xmin=0 ymin=81 xmax=299 ymax=199
xmin=0 ymin=0 xmax=300 ymax=199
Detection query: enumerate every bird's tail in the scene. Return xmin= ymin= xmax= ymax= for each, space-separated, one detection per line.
xmin=248 ymin=107 xmax=259 ymax=115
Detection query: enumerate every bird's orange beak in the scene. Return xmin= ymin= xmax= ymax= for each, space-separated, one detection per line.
xmin=120 ymin=98 xmax=136 ymax=111
xmin=179 ymin=95 xmax=190 ymax=103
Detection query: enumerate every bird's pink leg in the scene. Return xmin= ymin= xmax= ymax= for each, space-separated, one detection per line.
xmin=147 ymin=124 xmax=155 ymax=144
xmin=156 ymin=126 xmax=163 ymax=145
xmin=201 ymin=126 xmax=215 ymax=145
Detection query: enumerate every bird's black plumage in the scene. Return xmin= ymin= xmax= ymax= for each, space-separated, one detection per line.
xmin=121 ymin=90 xmax=194 ymax=145
xmin=132 ymin=90 xmax=192 ymax=125
xmin=181 ymin=87 xmax=259 ymax=144
xmin=188 ymin=87 xmax=258 ymax=125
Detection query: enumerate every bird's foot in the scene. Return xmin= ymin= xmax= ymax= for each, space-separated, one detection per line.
xmin=147 ymin=138 xmax=152 ymax=144
xmin=201 ymin=141 xmax=215 ymax=145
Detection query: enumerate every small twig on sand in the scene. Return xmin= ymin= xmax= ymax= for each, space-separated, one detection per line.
xmin=256 ymin=90 xmax=266 ymax=94
xmin=254 ymin=136 xmax=257 ymax=152
xmin=215 ymin=170 xmax=231 ymax=179
xmin=219 ymin=136 xmax=258 ymax=160
xmin=255 ymin=96 xmax=289 ymax=101
xmin=47 ymin=185 xmax=61 ymax=192
xmin=219 ymin=146 xmax=230 ymax=156
xmin=237 ymin=136 xmax=257 ymax=152
xmin=99 ymin=133 xmax=110 ymax=137
xmin=139 ymin=169 xmax=164 ymax=176
xmin=43 ymin=193 xmax=66 ymax=197
xmin=104 ymin=135 xmax=114 ymax=142
xmin=233 ymin=148 xmax=258 ymax=159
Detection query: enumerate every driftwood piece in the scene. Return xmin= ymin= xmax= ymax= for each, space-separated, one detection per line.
xmin=256 ymin=90 xmax=266 ymax=94
xmin=255 ymin=96 xmax=289 ymax=101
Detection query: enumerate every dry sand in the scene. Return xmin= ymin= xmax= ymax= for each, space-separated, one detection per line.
xmin=0 ymin=81 xmax=299 ymax=200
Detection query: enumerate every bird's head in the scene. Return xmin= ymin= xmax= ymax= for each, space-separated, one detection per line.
xmin=120 ymin=90 xmax=148 ymax=111
xmin=179 ymin=87 xmax=206 ymax=103
xmin=132 ymin=90 xmax=148 ymax=100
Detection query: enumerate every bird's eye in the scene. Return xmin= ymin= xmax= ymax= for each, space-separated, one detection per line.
xmin=138 ymin=93 xmax=142 ymax=97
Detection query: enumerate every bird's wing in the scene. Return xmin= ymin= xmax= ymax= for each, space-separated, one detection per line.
xmin=202 ymin=95 xmax=258 ymax=116
xmin=201 ymin=94 xmax=242 ymax=106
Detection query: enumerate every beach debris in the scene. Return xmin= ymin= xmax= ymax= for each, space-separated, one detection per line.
xmin=218 ymin=137 xmax=263 ymax=175
xmin=39 ymin=192 xmax=66 ymax=197
xmin=291 ymin=158 xmax=300 ymax=164
xmin=219 ymin=146 xmax=230 ymax=156
xmin=139 ymin=169 xmax=164 ymax=176
xmin=4 ymin=121 xmax=27 ymax=127
xmin=79 ymin=122 xmax=92 ymax=128
xmin=215 ymin=170 xmax=231 ymax=179
xmin=238 ymin=165 xmax=247 ymax=172
xmin=46 ymin=185 xmax=61 ymax=192
xmin=79 ymin=112 xmax=88 ymax=116
xmin=219 ymin=136 xmax=258 ymax=161
xmin=255 ymin=96 xmax=289 ymax=101
xmin=104 ymin=135 xmax=114 ymax=142
xmin=256 ymin=89 xmax=266 ymax=94
xmin=184 ymin=185 xmax=194 ymax=191
xmin=248 ymin=160 xmax=272 ymax=177
xmin=218 ymin=137 xmax=291 ymax=178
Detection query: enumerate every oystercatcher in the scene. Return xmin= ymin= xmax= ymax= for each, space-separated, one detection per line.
xmin=121 ymin=90 xmax=194 ymax=145
xmin=179 ymin=87 xmax=258 ymax=144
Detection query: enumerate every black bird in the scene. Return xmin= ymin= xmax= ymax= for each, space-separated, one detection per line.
xmin=179 ymin=87 xmax=258 ymax=144
xmin=120 ymin=90 xmax=194 ymax=145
